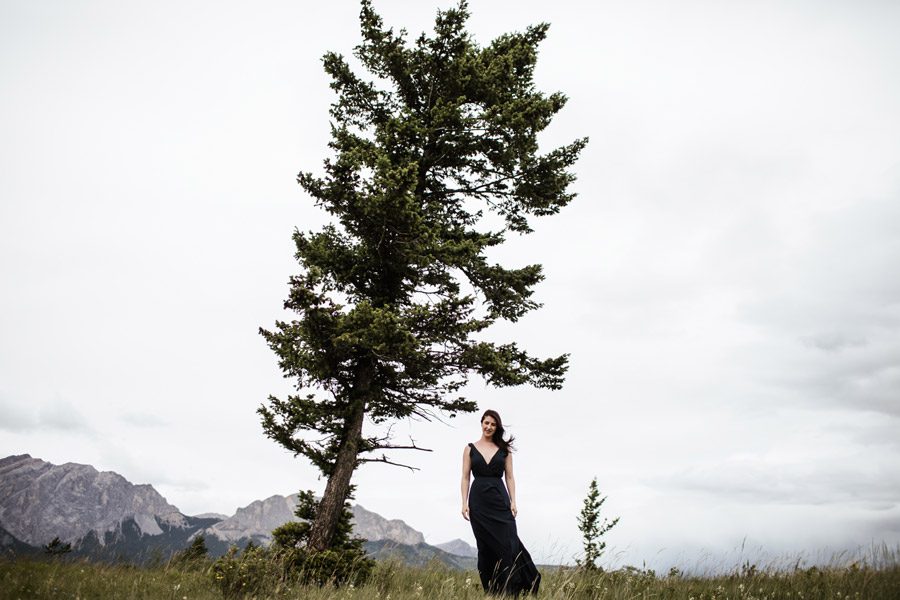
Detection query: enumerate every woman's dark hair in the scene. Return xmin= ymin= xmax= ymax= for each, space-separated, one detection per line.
xmin=481 ymin=409 xmax=515 ymax=453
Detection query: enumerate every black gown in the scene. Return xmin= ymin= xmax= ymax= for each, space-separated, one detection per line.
xmin=467 ymin=443 xmax=541 ymax=596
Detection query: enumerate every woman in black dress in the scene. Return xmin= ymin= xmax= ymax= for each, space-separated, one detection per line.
xmin=461 ymin=409 xmax=541 ymax=596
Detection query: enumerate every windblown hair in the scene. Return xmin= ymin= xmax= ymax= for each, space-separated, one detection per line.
xmin=482 ymin=409 xmax=515 ymax=453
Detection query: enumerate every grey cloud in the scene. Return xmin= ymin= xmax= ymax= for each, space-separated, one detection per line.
xmin=0 ymin=394 xmax=95 ymax=435
xmin=0 ymin=394 xmax=37 ymax=432
xmin=656 ymin=455 xmax=900 ymax=507
xmin=95 ymin=441 xmax=209 ymax=492
xmin=840 ymin=416 xmax=900 ymax=450
xmin=800 ymin=332 xmax=869 ymax=353
xmin=870 ymin=515 xmax=900 ymax=534
xmin=155 ymin=479 xmax=212 ymax=494
xmin=37 ymin=399 xmax=95 ymax=435
xmin=118 ymin=411 xmax=169 ymax=428
xmin=729 ymin=193 xmax=900 ymax=416
xmin=756 ymin=343 xmax=900 ymax=416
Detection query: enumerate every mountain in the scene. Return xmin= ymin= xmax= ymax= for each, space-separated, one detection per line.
xmin=0 ymin=522 xmax=40 ymax=558
xmin=364 ymin=539 xmax=476 ymax=570
xmin=0 ymin=454 xmax=187 ymax=548
xmin=352 ymin=503 xmax=425 ymax=546
xmin=72 ymin=514 xmax=222 ymax=563
xmin=0 ymin=454 xmax=474 ymax=567
xmin=0 ymin=454 xmax=219 ymax=562
xmin=203 ymin=494 xmax=297 ymax=546
xmin=435 ymin=538 xmax=478 ymax=558
xmin=198 ymin=493 xmax=425 ymax=548
xmin=192 ymin=512 xmax=228 ymax=520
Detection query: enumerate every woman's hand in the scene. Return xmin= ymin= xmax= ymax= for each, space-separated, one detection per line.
xmin=461 ymin=505 xmax=470 ymax=521
xmin=510 ymin=502 xmax=517 ymax=518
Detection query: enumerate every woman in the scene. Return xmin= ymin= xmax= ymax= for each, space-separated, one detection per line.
xmin=461 ymin=409 xmax=541 ymax=596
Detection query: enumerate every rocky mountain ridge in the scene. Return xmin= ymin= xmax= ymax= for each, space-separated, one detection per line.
xmin=435 ymin=538 xmax=479 ymax=558
xmin=203 ymin=493 xmax=425 ymax=547
xmin=0 ymin=454 xmax=475 ymax=565
xmin=0 ymin=454 xmax=185 ymax=547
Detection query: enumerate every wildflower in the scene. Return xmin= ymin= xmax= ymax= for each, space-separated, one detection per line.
xmin=465 ymin=577 xmax=472 ymax=586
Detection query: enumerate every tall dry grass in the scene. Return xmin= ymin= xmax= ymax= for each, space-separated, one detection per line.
xmin=1 ymin=544 xmax=897 ymax=599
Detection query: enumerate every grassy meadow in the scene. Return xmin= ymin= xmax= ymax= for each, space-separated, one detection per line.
xmin=1 ymin=545 xmax=898 ymax=600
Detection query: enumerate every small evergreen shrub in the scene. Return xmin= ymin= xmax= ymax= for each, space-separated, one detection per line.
xmin=577 ymin=477 xmax=620 ymax=570
xmin=210 ymin=545 xmax=282 ymax=598
xmin=210 ymin=544 xmax=373 ymax=597
xmin=282 ymin=545 xmax=373 ymax=587
xmin=170 ymin=534 xmax=210 ymax=569
xmin=43 ymin=537 xmax=72 ymax=556
xmin=210 ymin=489 xmax=373 ymax=596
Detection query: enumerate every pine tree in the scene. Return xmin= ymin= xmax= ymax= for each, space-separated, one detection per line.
xmin=173 ymin=534 xmax=209 ymax=565
xmin=270 ymin=488 xmax=374 ymax=585
xmin=259 ymin=0 xmax=587 ymax=551
xmin=270 ymin=489 xmax=363 ymax=553
xmin=43 ymin=536 xmax=72 ymax=556
xmin=577 ymin=478 xmax=619 ymax=570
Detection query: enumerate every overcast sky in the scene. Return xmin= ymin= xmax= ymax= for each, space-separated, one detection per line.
xmin=2 ymin=0 xmax=899 ymax=571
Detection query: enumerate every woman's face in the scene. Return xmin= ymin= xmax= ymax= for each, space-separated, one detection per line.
xmin=481 ymin=416 xmax=497 ymax=439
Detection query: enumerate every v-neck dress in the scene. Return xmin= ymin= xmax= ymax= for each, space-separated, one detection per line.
xmin=467 ymin=443 xmax=541 ymax=596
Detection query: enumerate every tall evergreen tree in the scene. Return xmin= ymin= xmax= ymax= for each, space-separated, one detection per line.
xmin=259 ymin=0 xmax=587 ymax=551
xmin=577 ymin=478 xmax=619 ymax=570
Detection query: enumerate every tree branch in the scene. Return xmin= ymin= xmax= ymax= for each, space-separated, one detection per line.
xmin=357 ymin=455 xmax=420 ymax=471
xmin=361 ymin=442 xmax=434 ymax=452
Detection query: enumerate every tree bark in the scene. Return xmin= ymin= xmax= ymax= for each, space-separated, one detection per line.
xmin=307 ymin=363 xmax=371 ymax=551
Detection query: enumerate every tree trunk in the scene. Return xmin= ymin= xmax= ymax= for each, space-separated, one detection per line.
xmin=307 ymin=362 xmax=372 ymax=551
xmin=307 ymin=398 xmax=365 ymax=550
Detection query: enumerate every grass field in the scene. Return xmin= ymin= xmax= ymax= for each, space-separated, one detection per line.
xmin=1 ymin=546 xmax=897 ymax=600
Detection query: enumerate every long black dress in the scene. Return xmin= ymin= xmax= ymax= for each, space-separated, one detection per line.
xmin=468 ymin=443 xmax=541 ymax=596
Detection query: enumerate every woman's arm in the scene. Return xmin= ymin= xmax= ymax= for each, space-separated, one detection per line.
xmin=461 ymin=446 xmax=472 ymax=520
xmin=504 ymin=453 xmax=517 ymax=517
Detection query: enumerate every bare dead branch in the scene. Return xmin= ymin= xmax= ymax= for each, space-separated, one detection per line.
xmin=361 ymin=442 xmax=433 ymax=452
xmin=358 ymin=455 xmax=420 ymax=471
